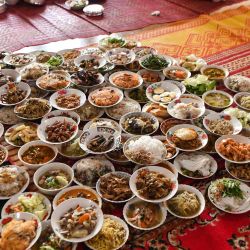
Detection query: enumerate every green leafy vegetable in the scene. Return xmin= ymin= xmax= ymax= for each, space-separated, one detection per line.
xmin=221 ymin=179 xmax=244 ymax=199
xmin=141 ymin=55 xmax=169 ymax=70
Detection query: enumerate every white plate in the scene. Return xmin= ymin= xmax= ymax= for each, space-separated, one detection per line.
xmin=72 ymin=156 xmax=115 ymax=188
xmin=0 ymin=69 xmax=21 ymax=83
xmin=105 ymin=48 xmax=135 ymax=66
xmin=167 ymin=94 xmax=205 ymax=120
xmin=119 ymin=111 xmax=159 ymax=135
xmin=88 ymin=86 xmax=124 ymax=108
xmin=208 ymin=178 xmax=250 ymax=214
xmin=129 ymin=166 xmax=178 ymax=203
xmin=57 ymin=49 xmax=81 ymax=60
xmin=174 ymin=152 xmax=217 ymax=179
xmin=0 ymin=212 xmax=41 ymax=249
xmin=4 ymin=122 xmax=38 ymax=147
xmin=166 ymin=124 xmax=208 ymax=152
xmin=166 ymin=184 xmax=205 ymax=219
xmin=3 ymin=53 xmax=36 ymax=67
xmin=53 ymin=185 xmax=102 ymax=210
xmin=74 ymin=55 xmax=106 ymax=70
xmin=42 ymin=110 xmax=80 ymax=125
xmin=83 ymin=118 xmax=121 ymax=134
xmin=18 ymin=140 xmax=58 ymax=169
xmin=50 ymin=88 xmax=86 ymax=111
xmin=85 ymin=214 xmax=129 ymax=250
xmin=123 ymin=135 xmax=167 ymax=165
xmin=96 ymin=171 xmax=134 ymax=204
xmin=51 ymin=198 xmax=104 ymax=243
xmin=33 ymin=162 xmax=74 ymax=196
xmin=215 ymin=135 xmax=250 ymax=164
xmin=0 ymin=82 xmax=31 ymax=106
xmin=109 ymin=70 xmax=143 ymax=90
xmin=123 ymin=197 xmax=167 ymax=231
xmin=14 ymin=98 xmax=52 ymax=120
xmin=203 ymin=113 xmax=242 ymax=136
xmin=234 ymin=92 xmax=250 ymax=112
xmin=225 ymin=161 xmax=250 ymax=183
xmin=79 ymin=126 xmax=120 ymax=155
xmin=139 ymin=54 xmax=172 ymax=71
xmin=2 ymin=192 xmax=51 ymax=221
xmin=19 ymin=63 xmax=49 ymax=82
xmin=224 ymin=75 xmax=250 ymax=93
xmin=37 ymin=116 xmax=78 ymax=145
xmin=0 ymin=165 xmax=30 ymax=200
xmin=146 ymin=81 xmax=181 ymax=104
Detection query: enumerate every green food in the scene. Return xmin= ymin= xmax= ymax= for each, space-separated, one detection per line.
xmin=46 ymin=55 xmax=63 ymax=67
xmin=101 ymin=37 xmax=126 ymax=48
xmin=61 ymin=138 xmax=86 ymax=157
xmin=205 ymin=93 xmax=230 ymax=107
xmin=224 ymin=108 xmax=250 ymax=129
xmin=128 ymin=86 xmax=148 ymax=102
xmin=141 ymin=55 xmax=169 ymax=70
xmin=221 ymin=179 xmax=244 ymax=199
xmin=182 ymin=74 xmax=216 ymax=95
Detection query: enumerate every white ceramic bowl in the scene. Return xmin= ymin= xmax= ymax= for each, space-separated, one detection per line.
xmin=105 ymin=48 xmax=135 ymax=66
xmin=0 ymin=69 xmax=21 ymax=83
xmin=225 ymin=161 xmax=250 ymax=183
xmin=37 ymin=116 xmax=78 ymax=145
xmin=0 ymin=212 xmax=41 ymax=249
xmin=2 ymin=192 xmax=51 ymax=221
xmin=202 ymin=90 xmax=233 ymax=111
xmin=234 ymin=92 xmax=250 ymax=112
xmin=96 ymin=171 xmax=134 ymax=204
xmin=83 ymin=118 xmax=121 ymax=134
xmin=139 ymin=54 xmax=172 ymax=71
xmin=123 ymin=197 xmax=167 ymax=231
xmin=36 ymin=72 xmax=71 ymax=91
xmin=137 ymin=69 xmax=165 ymax=84
xmin=79 ymin=126 xmax=120 ymax=155
xmin=50 ymin=88 xmax=86 ymax=111
xmin=88 ymin=86 xmax=124 ymax=108
xmin=215 ymin=135 xmax=250 ymax=164
xmin=42 ymin=110 xmax=80 ymax=125
xmin=19 ymin=63 xmax=49 ymax=82
xmin=53 ymin=185 xmax=102 ymax=210
xmin=0 ymin=165 xmax=30 ymax=200
xmin=51 ymin=198 xmax=104 ymax=243
xmin=72 ymin=156 xmax=115 ymax=188
xmin=3 ymin=53 xmax=35 ymax=67
xmin=174 ymin=152 xmax=217 ymax=179
xmin=0 ymin=122 xmax=4 ymax=138
xmin=146 ymin=81 xmax=181 ymax=104
xmin=203 ymin=113 xmax=242 ymax=136
xmin=33 ymin=162 xmax=74 ymax=196
xmin=130 ymin=166 xmax=178 ymax=203
xmin=4 ymin=122 xmax=38 ymax=147
xmin=224 ymin=75 xmax=250 ymax=93
xmin=85 ymin=214 xmax=129 ymax=250
xmin=119 ymin=111 xmax=159 ymax=135
xmin=166 ymin=124 xmax=208 ymax=152
xmin=200 ymin=65 xmax=229 ymax=81
xmin=0 ymin=82 xmax=31 ymax=106
xmin=167 ymin=94 xmax=205 ymax=120
xmin=163 ymin=66 xmax=191 ymax=81
xmin=14 ymin=98 xmax=52 ymax=120
xmin=166 ymin=184 xmax=206 ymax=219
xmin=74 ymin=55 xmax=106 ymax=70
xmin=109 ymin=70 xmax=143 ymax=90
xmin=208 ymin=178 xmax=250 ymax=214
xmin=18 ymin=140 xmax=58 ymax=169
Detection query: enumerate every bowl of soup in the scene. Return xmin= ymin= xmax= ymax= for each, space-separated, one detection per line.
xmin=201 ymin=65 xmax=229 ymax=81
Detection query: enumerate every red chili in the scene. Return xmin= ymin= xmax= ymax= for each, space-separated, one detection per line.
xmin=2 ymin=217 xmax=12 ymax=225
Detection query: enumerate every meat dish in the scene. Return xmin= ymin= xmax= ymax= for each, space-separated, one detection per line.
xmin=0 ymin=83 xmax=27 ymax=104
xmin=112 ymin=73 xmax=140 ymax=88
xmin=136 ymin=168 xmax=174 ymax=200
xmin=206 ymin=119 xmax=233 ymax=135
xmin=71 ymin=70 xmax=102 ymax=87
xmin=87 ymin=135 xmax=114 ymax=153
xmin=99 ymin=173 xmax=132 ymax=202
xmin=56 ymin=93 xmax=80 ymax=109
xmin=227 ymin=163 xmax=250 ymax=182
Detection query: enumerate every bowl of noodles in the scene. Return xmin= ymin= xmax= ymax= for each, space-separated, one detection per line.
xmin=166 ymin=184 xmax=205 ymax=219
xmin=85 ymin=214 xmax=129 ymax=250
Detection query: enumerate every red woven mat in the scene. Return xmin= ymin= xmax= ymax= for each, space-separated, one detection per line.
xmin=0 ymin=1 xmax=107 ymax=52
xmin=55 ymin=0 xmax=197 ymax=33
